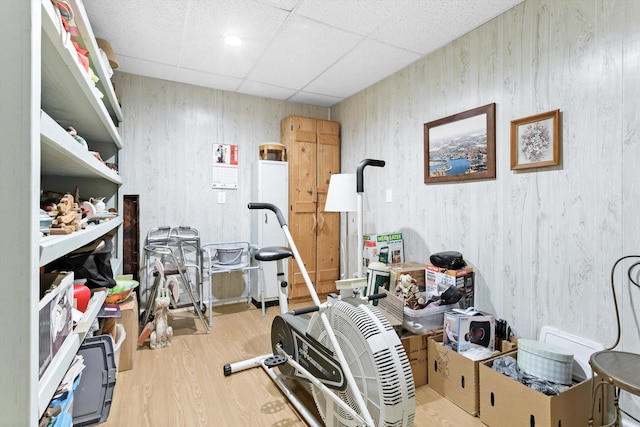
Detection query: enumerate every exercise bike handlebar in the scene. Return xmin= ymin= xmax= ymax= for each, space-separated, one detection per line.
xmin=291 ymin=306 xmax=320 ymax=316
xmin=367 ymin=293 xmax=387 ymax=301
xmin=248 ymin=202 xmax=287 ymax=227
xmin=356 ymin=159 xmax=385 ymax=193
xmin=290 ymin=293 xmax=386 ymax=316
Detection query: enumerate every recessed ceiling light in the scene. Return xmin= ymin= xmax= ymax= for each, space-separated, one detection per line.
xmin=224 ymin=35 xmax=242 ymax=46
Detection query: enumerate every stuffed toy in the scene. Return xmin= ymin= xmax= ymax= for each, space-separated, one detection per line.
xmin=150 ymin=288 xmax=173 ymax=349
xmin=395 ymin=273 xmax=426 ymax=310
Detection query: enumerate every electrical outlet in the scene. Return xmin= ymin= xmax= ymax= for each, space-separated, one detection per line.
xmin=385 ymin=189 xmax=392 ymax=203
xmin=218 ymin=191 xmax=226 ymax=204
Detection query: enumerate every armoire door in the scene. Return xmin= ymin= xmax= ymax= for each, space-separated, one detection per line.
xmin=283 ymin=116 xmax=317 ymax=299
xmin=315 ymin=119 xmax=341 ymax=294
xmin=282 ymin=115 xmax=340 ymax=299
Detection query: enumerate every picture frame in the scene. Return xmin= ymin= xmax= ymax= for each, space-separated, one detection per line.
xmin=510 ymin=109 xmax=560 ymax=170
xmin=424 ymin=103 xmax=496 ymax=184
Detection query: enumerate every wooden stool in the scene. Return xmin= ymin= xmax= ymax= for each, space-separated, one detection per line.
xmin=259 ymin=143 xmax=286 ymax=161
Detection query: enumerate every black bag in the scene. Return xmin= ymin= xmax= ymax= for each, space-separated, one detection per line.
xmin=430 ymin=251 xmax=466 ymax=270
xmin=50 ymin=239 xmax=117 ymax=288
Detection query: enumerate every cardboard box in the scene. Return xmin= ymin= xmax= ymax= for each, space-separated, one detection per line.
xmin=363 ymin=232 xmax=404 ymax=267
xmin=115 ymin=291 xmax=138 ymax=371
xmin=39 ymin=272 xmax=74 ymax=378
xmin=479 ymin=350 xmax=606 ymax=427
xmin=425 ymin=264 xmax=474 ymax=308
xmin=443 ymin=311 xmax=495 ymax=353
xmin=401 ymin=333 xmax=434 ymax=387
xmin=388 ymin=262 xmax=426 ymax=291
xmin=428 ymin=334 xmax=507 ymax=416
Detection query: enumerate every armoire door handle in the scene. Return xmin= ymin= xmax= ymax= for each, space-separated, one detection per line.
xmin=318 ymin=213 xmax=325 ymax=230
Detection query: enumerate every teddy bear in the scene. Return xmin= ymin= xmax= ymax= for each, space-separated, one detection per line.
xmin=395 ymin=273 xmax=426 ymax=310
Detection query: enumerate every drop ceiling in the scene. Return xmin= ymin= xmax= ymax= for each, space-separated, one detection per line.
xmin=83 ymin=0 xmax=524 ymax=107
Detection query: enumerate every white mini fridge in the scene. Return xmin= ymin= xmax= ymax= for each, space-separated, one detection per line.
xmin=250 ymin=160 xmax=288 ymax=307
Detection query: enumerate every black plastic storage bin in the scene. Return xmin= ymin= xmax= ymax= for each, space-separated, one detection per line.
xmin=72 ymin=335 xmax=117 ymax=426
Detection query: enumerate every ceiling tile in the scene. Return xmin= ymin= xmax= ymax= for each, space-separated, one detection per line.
xmin=371 ymin=0 xmax=523 ymax=54
xmin=178 ymin=0 xmax=290 ymax=77
xmin=304 ymin=38 xmax=420 ymax=98
xmin=246 ymin=14 xmax=363 ymax=89
xmin=115 ymin=56 xmax=178 ymax=83
xmin=254 ymin=0 xmax=299 ymax=11
xmin=287 ymin=91 xmax=342 ymax=107
xmin=236 ymin=80 xmax=298 ymax=100
xmin=83 ymin=0 xmax=188 ymax=66
xmin=294 ymin=0 xmax=413 ymax=35
xmin=174 ymin=68 xmax=243 ymax=92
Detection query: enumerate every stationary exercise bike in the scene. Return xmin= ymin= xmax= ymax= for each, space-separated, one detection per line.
xmin=223 ymin=203 xmax=415 ymax=427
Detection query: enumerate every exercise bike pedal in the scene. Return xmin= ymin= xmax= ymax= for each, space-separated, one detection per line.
xmin=264 ymin=354 xmax=287 ymax=368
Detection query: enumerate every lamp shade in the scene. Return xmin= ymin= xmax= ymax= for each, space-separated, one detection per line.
xmin=324 ymin=173 xmax=357 ymax=212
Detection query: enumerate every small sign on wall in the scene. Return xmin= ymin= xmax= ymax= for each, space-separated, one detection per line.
xmin=212 ymin=144 xmax=238 ymax=189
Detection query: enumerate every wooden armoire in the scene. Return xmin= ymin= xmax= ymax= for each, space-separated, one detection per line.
xmin=281 ymin=115 xmax=341 ymax=299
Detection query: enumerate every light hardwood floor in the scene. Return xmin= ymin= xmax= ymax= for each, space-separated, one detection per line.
xmin=101 ymin=301 xmax=485 ymax=426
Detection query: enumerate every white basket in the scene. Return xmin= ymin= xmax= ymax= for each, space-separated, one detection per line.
xmin=112 ymin=324 xmax=126 ymax=370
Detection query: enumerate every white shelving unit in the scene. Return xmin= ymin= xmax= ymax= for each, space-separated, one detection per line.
xmin=66 ymin=0 xmax=123 ymax=124
xmin=40 ymin=110 xmax=123 ymax=183
xmin=40 ymin=0 xmax=122 ymax=147
xmin=35 ymin=0 xmax=125 ymax=420
xmin=1 ymin=1 xmax=124 ymax=422
xmin=38 ymin=290 xmax=106 ymax=415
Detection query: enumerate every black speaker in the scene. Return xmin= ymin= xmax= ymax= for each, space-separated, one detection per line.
xmin=430 ymin=251 xmax=466 ymax=270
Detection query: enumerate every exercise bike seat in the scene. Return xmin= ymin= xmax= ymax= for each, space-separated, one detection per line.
xmin=254 ymin=246 xmax=294 ymax=262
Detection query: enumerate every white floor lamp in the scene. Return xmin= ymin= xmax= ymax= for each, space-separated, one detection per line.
xmin=325 ymin=173 xmax=357 ymax=279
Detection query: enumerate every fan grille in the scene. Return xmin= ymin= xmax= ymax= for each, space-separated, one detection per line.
xmin=308 ymin=301 xmax=415 ymax=426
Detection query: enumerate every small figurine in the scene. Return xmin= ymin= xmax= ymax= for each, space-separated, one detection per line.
xmin=50 ymin=193 xmax=84 ymax=234
xmin=66 ymin=127 xmax=89 ymax=150
xmin=150 ymin=287 xmax=173 ymax=349
xmin=395 ymin=273 xmax=425 ymax=310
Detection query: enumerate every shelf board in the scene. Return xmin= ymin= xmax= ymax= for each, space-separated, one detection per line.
xmin=40 ymin=0 xmax=122 ymax=148
xmin=40 ymin=110 xmax=123 ymax=184
xmin=38 ymin=290 xmax=106 ymax=417
xmin=67 ymin=0 xmax=123 ymax=123
xmin=39 ymin=217 xmax=123 ymax=267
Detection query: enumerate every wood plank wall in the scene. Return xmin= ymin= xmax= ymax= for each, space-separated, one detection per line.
xmin=331 ymin=2 xmax=640 ymax=419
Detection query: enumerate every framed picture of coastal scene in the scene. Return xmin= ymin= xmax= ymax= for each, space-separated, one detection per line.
xmin=424 ymin=103 xmax=496 ymax=184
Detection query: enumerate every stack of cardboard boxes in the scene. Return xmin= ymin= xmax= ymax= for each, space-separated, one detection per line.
xmin=392 ymin=269 xmax=603 ymax=425
xmin=370 ymin=243 xmax=606 ymax=425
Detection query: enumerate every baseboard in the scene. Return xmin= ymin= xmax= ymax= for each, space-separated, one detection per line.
xmin=251 ymin=298 xmax=279 ymax=309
